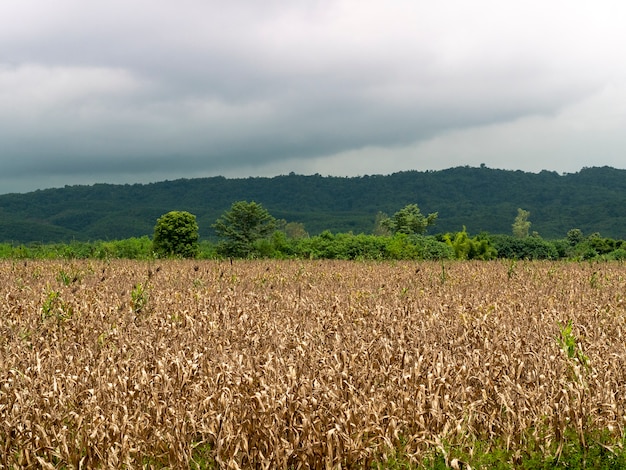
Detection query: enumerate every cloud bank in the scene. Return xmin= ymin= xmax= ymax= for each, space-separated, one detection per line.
xmin=1 ymin=0 xmax=625 ymax=193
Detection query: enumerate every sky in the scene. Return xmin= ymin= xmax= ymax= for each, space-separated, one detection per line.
xmin=1 ymin=1 xmax=626 ymax=194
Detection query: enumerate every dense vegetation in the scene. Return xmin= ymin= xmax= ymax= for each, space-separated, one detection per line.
xmin=152 ymin=210 xmax=200 ymax=258
xmin=1 ymin=228 xmax=625 ymax=261
xmin=1 ymin=165 xmax=625 ymax=243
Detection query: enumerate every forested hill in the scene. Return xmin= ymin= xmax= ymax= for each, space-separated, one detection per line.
xmin=1 ymin=165 xmax=625 ymax=243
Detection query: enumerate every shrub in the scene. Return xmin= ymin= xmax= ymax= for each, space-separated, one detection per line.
xmin=153 ymin=211 xmax=199 ymax=258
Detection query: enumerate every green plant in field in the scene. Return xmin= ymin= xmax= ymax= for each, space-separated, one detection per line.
xmin=41 ymin=290 xmax=60 ymax=318
xmin=373 ymin=454 xmax=415 ymax=469
xmin=41 ymin=289 xmax=73 ymax=323
xmin=57 ymin=269 xmax=72 ymax=286
xmin=558 ymin=320 xmax=589 ymax=369
xmin=507 ymin=259 xmax=517 ymax=280
xmin=142 ymin=441 xmax=216 ymax=469
xmin=372 ymin=435 xmax=417 ymax=469
xmin=415 ymin=429 xmax=626 ymax=469
xmin=190 ymin=441 xmax=216 ymax=469
xmin=14 ymin=277 xmax=26 ymax=290
xmin=131 ymin=282 xmax=149 ymax=313
xmin=56 ymin=268 xmax=82 ymax=286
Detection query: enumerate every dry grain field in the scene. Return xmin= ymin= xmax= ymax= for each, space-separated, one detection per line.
xmin=1 ymin=259 xmax=626 ymax=468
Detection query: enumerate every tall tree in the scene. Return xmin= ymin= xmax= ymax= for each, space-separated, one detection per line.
xmin=567 ymin=228 xmax=584 ymax=246
xmin=512 ymin=208 xmax=531 ymax=238
xmin=381 ymin=204 xmax=438 ymax=235
xmin=212 ymin=201 xmax=277 ymax=257
xmin=283 ymin=221 xmax=309 ymax=239
xmin=372 ymin=211 xmax=392 ymax=236
xmin=152 ymin=211 xmax=199 ymax=258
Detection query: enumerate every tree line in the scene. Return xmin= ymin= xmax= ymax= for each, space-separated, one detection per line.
xmin=3 ymin=201 xmax=625 ymax=261
xmin=2 ymin=166 xmax=626 ymax=243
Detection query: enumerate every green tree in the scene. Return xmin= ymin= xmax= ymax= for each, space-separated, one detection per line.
xmin=283 ymin=221 xmax=309 ymax=239
xmin=381 ymin=204 xmax=437 ymax=235
xmin=212 ymin=201 xmax=277 ymax=257
xmin=373 ymin=211 xmax=392 ymax=236
xmin=489 ymin=234 xmax=559 ymax=260
xmin=443 ymin=228 xmax=497 ymax=260
xmin=512 ymin=208 xmax=531 ymax=238
xmin=567 ymin=228 xmax=584 ymax=246
xmin=153 ymin=211 xmax=199 ymax=258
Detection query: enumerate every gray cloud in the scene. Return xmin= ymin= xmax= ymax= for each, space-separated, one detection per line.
xmin=1 ymin=1 xmax=626 ymax=194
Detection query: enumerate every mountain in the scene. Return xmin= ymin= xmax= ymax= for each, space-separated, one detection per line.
xmin=1 ymin=166 xmax=625 ymax=243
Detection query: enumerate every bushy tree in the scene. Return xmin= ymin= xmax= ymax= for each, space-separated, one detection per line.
xmin=512 ymin=208 xmax=531 ymax=238
xmin=443 ymin=228 xmax=497 ymax=260
xmin=212 ymin=201 xmax=277 ymax=258
xmin=283 ymin=221 xmax=309 ymax=239
xmin=489 ymin=234 xmax=558 ymax=260
xmin=373 ymin=211 xmax=392 ymax=236
xmin=567 ymin=228 xmax=584 ymax=246
xmin=381 ymin=204 xmax=438 ymax=235
xmin=153 ymin=211 xmax=199 ymax=258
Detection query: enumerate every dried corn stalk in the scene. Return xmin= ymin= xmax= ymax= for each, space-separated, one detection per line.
xmin=0 ymin=259 xmax=625 ymax=468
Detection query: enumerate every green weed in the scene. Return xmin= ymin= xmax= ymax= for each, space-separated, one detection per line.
xmin=56 ymin=268 xmax=82 ymax=286
xmin=131 ymin=282 xmax=149 ymax=313
xmin=41 ymin=289 xmax=73 ymax=323
xmin=558 ymin=320 xmax=589 ymax=369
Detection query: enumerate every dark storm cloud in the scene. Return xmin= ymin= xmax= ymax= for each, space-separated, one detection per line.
xmin=1 ymin=1 xmax=626 ymax=193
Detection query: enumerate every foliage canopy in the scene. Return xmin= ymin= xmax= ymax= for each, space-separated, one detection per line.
xmin=152 ymin=211 xmax=199 ymax=258
xmin=2 ymin=166 xmax=626 ymax=243
xmin=212 ymin=201 xmax=277 ymax=257
xmin=512 ymin=208 xmax=531 ymax=238
xmin=381 ymin=203 xmax=438 ymax=235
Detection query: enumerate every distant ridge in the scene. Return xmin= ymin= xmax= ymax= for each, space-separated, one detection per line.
xmin=1 ymin=166 xmax=625 ymax=243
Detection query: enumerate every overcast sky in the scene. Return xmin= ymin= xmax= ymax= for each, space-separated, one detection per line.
xmin=2 ymin=1 xmax=626 ymax=194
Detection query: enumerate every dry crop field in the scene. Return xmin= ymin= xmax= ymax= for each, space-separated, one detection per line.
xmin=1 ymin=259 xmax=626 ymax=468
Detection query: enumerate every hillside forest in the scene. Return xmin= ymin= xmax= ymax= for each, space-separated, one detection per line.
xmin=0 ymin=165 xmax=625 ymax=261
